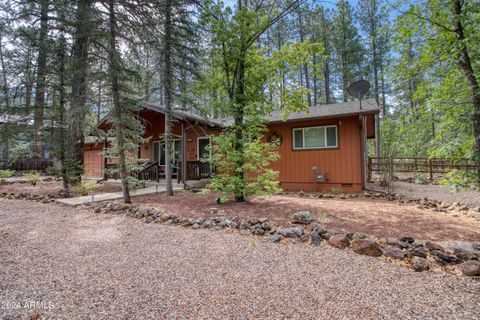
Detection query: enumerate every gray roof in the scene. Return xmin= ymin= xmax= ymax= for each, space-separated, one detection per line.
xmin=266 ymin=98 xmax=379 ymax=123
xmin=142 ymin=103 xmax=225 ymax=127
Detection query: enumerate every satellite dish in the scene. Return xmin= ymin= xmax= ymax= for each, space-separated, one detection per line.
xmin=347 ymin=80 xmax=370 ymax=99
xmin=347 ymin=79 xmax=370 ymax=110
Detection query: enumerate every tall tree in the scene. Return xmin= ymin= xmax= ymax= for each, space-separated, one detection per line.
xmin=32 ymin=0 xmax=49 ymax=157
xmin=70 ymin=0 xmax=93 ymax=170
xmin=331 ymin=0 xmax=364 ymax=102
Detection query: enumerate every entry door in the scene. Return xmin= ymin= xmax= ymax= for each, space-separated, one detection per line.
xmin=197 ymin=137 xmax=211 ymax=176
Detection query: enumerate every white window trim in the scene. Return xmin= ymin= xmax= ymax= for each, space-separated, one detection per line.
xmin=292 ymin=125 xmax=338 ymax=150
xmin=197 ymin=136 xmax=211 ymax=160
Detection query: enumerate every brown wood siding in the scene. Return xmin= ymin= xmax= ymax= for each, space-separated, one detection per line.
xmin=268 ymin=116 xmax=362 ymax=192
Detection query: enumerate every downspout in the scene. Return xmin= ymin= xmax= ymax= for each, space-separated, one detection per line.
xmin=359 ymin=114 xmax=367 ymax=190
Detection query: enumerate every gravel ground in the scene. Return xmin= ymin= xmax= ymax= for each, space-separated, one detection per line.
xmin=1 ymin=199 xmax=479 ymax=319
xmin=389 ymin=182 xmax=480 ymax=208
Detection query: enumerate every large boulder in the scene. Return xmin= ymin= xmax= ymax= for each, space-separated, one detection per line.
xmin=292 ymin=211 xmax=313 ymax=224
xmin=461 ymin=260 xmax=480 ymax=277
xmin=382 ymin=246 xmax=407 ymax=259
xmin=448 ymin=243 xmax=479 ymax=261
xmin=327 ymin=234 xmax=350 ymax=249
xmin=351 ymin=239 xmax=382 ymax=257
xmin=411 ymin=257 xmax=430 ymax=272
xmin=278 ymin=227 xmax=304 ymax=238
xmin=432 ymin=250 xmax=460 ymax=265
xmin=267 ymin=234 xmax=284 ymax=243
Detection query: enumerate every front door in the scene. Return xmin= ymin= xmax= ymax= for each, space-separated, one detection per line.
xmin=197 ymin=137 xmax=211 ymax=176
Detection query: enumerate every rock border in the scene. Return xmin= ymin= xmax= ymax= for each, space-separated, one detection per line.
xmin=89 ymin=202 xmax=480 ymax=278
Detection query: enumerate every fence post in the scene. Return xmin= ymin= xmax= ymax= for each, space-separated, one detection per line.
xmin=429 ymin=158 xmax=433 ymax=182
xmin=367 ymin=157 xmax=372 ymax=182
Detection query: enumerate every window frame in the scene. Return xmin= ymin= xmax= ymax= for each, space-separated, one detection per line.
xmin=152 ymin=139 xmax=181 ymax=165
xmin=292 ymin=125 xmax=338 ymax=150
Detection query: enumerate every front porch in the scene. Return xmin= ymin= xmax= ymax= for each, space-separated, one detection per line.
xmin=85 ymin=103 xmax=224 ymax=185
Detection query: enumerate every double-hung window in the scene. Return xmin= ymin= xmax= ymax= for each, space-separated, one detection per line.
xmin=292 ymin=125 xmax=338 ymax=150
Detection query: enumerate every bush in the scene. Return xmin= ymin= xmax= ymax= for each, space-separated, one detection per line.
xmin=23 ymin=171 xmax=42 ymax=186
xmin=439 ymin=169 xmax=477 ymax=192
xmin=0 ymin=169 xmax=15 ymax=183
xmin=330 ymin=187 xmax=342 ymax=195
xmin=72 ymin=180 xmax=98 ymax=196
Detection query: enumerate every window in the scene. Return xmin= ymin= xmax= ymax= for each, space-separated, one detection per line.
xmin=153 ymin=140 xmax=181 ymax=165
xmin=292 ymin=125 xmax=338 ymax=150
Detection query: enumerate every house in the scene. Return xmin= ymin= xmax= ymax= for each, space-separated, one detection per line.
xmin=83 ymin=99 xmax=379 ymax=192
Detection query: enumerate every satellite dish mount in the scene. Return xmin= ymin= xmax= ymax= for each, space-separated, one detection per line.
xmin=347 ymin=79 xmax=370 ymax=110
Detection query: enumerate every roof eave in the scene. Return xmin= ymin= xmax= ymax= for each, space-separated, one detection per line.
xmin=267 ymin=109 xmax=379 ymax=124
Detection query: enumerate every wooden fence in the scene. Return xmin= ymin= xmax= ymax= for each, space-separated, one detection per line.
xmin=1 ymin=159 xmax=53 ymax=172
xmin=368 ymin=157 xmax=476 ymax=181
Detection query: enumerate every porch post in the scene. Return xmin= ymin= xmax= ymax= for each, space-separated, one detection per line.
xmin=181 ymin=122 xmax=187 ymax=184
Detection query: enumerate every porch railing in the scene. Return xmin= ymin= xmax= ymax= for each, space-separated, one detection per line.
xmin=137 ymin=161 xmax=159 ymax=182
xmin=177 ymin=160 xmax=213 ymax=182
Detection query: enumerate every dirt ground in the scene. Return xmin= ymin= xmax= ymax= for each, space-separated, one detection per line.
xmin=0 ymin=179 xmax=123 ymax=197
xmin=133 ymin=191 xmax=480 ymax=243
xmin=1 ymin=199 xmax=479 ymax=319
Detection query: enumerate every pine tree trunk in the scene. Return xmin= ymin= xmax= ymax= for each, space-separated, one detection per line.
xmin=163 ymin=0 xmax=174 ymax=196
xmin=57 ymin=16 xmax=69 ymax=195
xmin=33 ymin=0 xmax=49 ymax=158
xmin=108 ymin=0 xmax=130 ymax=203
xmin=453 ymin=0 xmax=480 ymax=186
xmin=297 ymin=10 xmax=311 ymax=107
xmin=320 ymin=10 xmax=331 ymax=104
xmin=0 ymin=32 xmax=11 ymax=163
xmin=70 ymin=0 xmax=92 ymax=170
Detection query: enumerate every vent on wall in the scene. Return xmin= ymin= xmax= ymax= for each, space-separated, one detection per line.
xmin=341 ymin=183 xmax=353 ymax=188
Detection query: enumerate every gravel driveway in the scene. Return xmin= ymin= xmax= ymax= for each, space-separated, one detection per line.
xmin=1 ymin=199 xmax=479 ymax=319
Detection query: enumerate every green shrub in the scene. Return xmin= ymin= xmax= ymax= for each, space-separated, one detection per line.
xmin=0 ymin=169 xmax=15 ymax=183
xmin=72 ymin=180 xmax=98 ymax=196
xmin=439 ymin=169 xmax=476 ymax=192
xmin=413 ymin=172 xmax=428 ymax=184
xmin=330 ymin=187 xmax=342 ymax=195
xmin=23 ymin=171 xmax=42 ymax=186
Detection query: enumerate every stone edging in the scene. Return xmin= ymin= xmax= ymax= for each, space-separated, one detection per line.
xmin=90 ymin=201 xmax=480 ymax=278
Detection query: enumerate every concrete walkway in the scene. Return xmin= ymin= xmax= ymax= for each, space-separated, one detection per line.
xmin=56 ymin=183 xmax=184 ymax=206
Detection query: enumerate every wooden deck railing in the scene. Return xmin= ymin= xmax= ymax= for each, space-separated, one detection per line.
xmin=137 ymin=161 xmax=159 ymax=182
xmin=368 ymin=157 xmax=476 ymax=181
xmin=177 ymin=161 xmax=213 ymax=182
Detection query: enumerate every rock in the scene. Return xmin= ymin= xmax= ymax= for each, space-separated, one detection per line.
xmin=399 ymin=236 xmax=415 ymax=244
xmin=278 ymin=227 xmax=303 ymax=238
xmin=351 ymin=232 xmax=369 ymax=240
xmin=425 ymin=241 xmax=445 ymax=252
xmin=382 ymin=247 xmax=407 ymax=259
xmin=267 ymin=234 xmax=283 ymax=243
xmin=412 ymin=257 xmax=430 ymax=272
xmin=238 ymin=220 xmax=250 ymax=230
xmin=410 ymin=247 xmax=427 ymax=259
xmin=311 ymin=223 xmax=327 ymax=235
xmin=432 ymin=250 xmax=460 ymax=265
xmin=261 ymin=222 xmax=273 ymax=231
xmin=472 ymin=242 xmax=480 ymax=251
xmin=461 ymin=260 xmax=480 ymax=276
xmin=449 ymin=243 xmax=479 ymax=261
xmin=386 ymin=237 xmax=410 ymax=249
xmin=160 ymin=213 xmax=171 ymax=222
xmin=327 ymin=234 xmax=350 ymax=249
xmin=310 ymin=231 xmax=323 ymax=246
xmin=192 ymin=223 xmax=200 ymax=230
xmin=351 ymin=239 xmax=382 ymax=257
xmin=202 ymin=219 xmax=213 ymax=228
xmin=292 ymin=211 xmax=313 ymax=224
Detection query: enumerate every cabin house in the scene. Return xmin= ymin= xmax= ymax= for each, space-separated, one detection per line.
xmin=83 ymin=99 xmax=379 ymax=193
